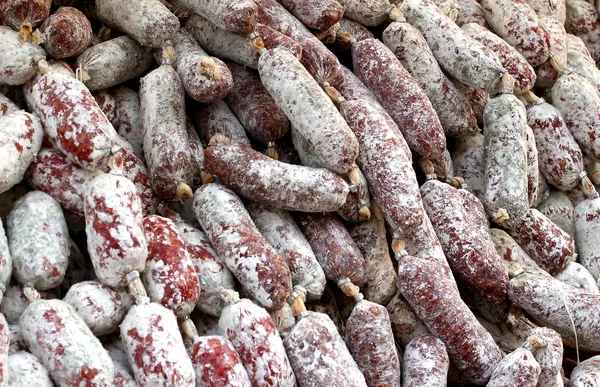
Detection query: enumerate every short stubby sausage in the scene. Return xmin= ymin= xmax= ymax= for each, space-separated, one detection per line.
xmin=0 ymin=27 xmax=46 ymax=85
xmin=37 ymin=6 xmax=92 ymax=59
xmin=112 ymin=86 xmax=143 ymax=159
xmin=570 ymin=356 xmax=600 ymax=386
xmin=279 ymin=0 xmax=343 ymax=31
xmin=190 ymin=335 xmax=251 ymax=387
xmin=0 ymin=0 xmax=50 ymax=38
xmin=402 ymin=335 xmax=450 ymax=387
xmin=486 ymin=336 xmax=542 ymax=387
xmin=7 ymin=351 xmax=53 ymax=387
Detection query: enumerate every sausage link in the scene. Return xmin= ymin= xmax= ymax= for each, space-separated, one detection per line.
xmin=0 ymin=27 xmax=46 ymax=85
xmin=555 ymin=261 xmax=599 ymax=293
xmin=567 ymin=33 xmax=600 ymax=96
xmin=490 ymin=228 xmax=541 ymax=271
xmin=37 ymin=6 xmax=92 ymax=59
xmin=219 ymin=295 xmax=296 ymax=387
xmin=456 ymin=0 xmax=489 ymax=27
xmin=112 ymin=86 xmax=143 ymax=159
xmin=189 ymin=100 xmax=251 ymax=147
xmin=385 ymin=291 xmax=429 ymax=346
xmin=111 ymin=359 xmax=138 ymax=387
xmin=565 ymin=0 xmax=600 ymax=64
xmin=0 ymin=0 xmax=50 ymax=37
xmin=93 ymin=90 xmax=119 ymax=128
xmin=537 ymin=190 xmax=575 ymax=236
xmin=508 ymin=267 xmax=600 ymax=351
xmin=536 ymin=15 xmax=567 ymax=88
xmin=396 ymin=252 xmax=503 ymax=385
xmin=352 ymin=38 xmax=446 ymax=158
xmin=76 ymin=36 xmax=154 ymax=91
xmin=142 ymin=215 xmax=200 ymax=318
xmin=402 ymin=335 xmax=449 ymax=387
xmin=7 ymin=351 xmax=53 ymax=387
xmin=185 ymin=16 xmax=302 ymax=70
xmin=400 ymin=0 xmax=505 ymax=93
xmin=121 ymin=301 xmax=195 ymax=386
xmin=526 ymin=0 xmax=567 ymax=24
xmin=96 ymin=0 xmax=179 ymax=47
xmin=63 ymin=280 xmax=133 ymax=336
xmin=0 ymin=93 xmax=18 ymax=117
xmin=486 ymin=337 xmax=542 ymax=387
xmin=383 ymin=20 xmax=477 ymax=137
xmin=332 ymin=18 xmax=374 ymax=63
xmin=335 ymin=0 xmax=393 ymax=26
xmin=190 ymin=335 xmax=251 ymax=387
xmin=204 ymin=143 xmax=349 ymax=213
xmin=140 ymin=63 xmax=195 ymax=202
xmin=480 ymin=0 xmax=551 ymax=66
xmin=452 ymin=80 xmax=489 ymax=126
xmin=462 ymin=22 xmax=536 ymax=95
xmin=452 ymin=132 xmax=486 ymax=200
xmin=246 ymin=202 xmax=326 ymax=301
xmin=259 ymin=47 xmax=358 ymax=173
xmin=336 ymin=65 xmax=384 ymax=114
xmin=84 ymin=173 xmax=147 ymax=288
xmin=21 ymin=299 xmax=114 ymax=385
xmin=574 ymin=197 xmax=600 ymax=280
xmin=346 ymin=299 xmax=401 ymax=387
xmin=295 ymin=212 xmax=367 ymax=286
xmin=531 ymin=327 xmax=564 ymax=387
xmin=192 ymin=184 xmax=292 ymax=310
xmin=570 ymin=356 xmax=600 ymax=386
xmin=335 ymin=166 xmax=372 ymax=223
xmin=176 ymin=0 xmax=257 ymax=34
xmin=280 ymin=0 xmax=343 ymax=32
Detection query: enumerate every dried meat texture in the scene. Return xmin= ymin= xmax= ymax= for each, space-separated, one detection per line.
xmin=63 ymin=280 xmax=134 ymax=336
xmin=121 ymin=302 xmax=195 ymax=386
xmin=112 ymin=86 xmax=143 ymax=159
xmin=490 ymin=228 xmax=540 ymax=272
xmin=246 ymin=202 xmax=326 ymax=301
xmin=346 ymin=300 xmax=401 ymax=387
xmin=567 ymin=33 xmax=600 ymax=97
xmin=462 ymin=22 xmax=536 ymax=95
xmin=259 ymin=47 xmax=357 ymax=173
xmin=190 ymin=335 xmax=251 ymax=387
xmin=336 ymin=0 xmax=391 ymax=26
xmin=26 ymin=148 xmax=94 ymax=218
xmin=204 ymin=143 xmax=349 ymax=213
xmin=295 ymin=212 xmax=367 ymax=286
xmin=336 ymin=65 xmax=385 ymax=115
xmin=84 ymin=174 xmax=148 ymax=288
xmin=480 ymin=0 xmax=551 ymax=66
xmin=279 ymin=0 xmax=343 ymax=31
xmin=225 ymin=63 xmax=289 ymax=143
xmin=383 ymin=20 xmax=477 ymax=137
xmin=171 ymin=28 xmax=233 ymax=103
xmin=421 ymin=180 xmax=508 ymax=307
xmin=452 ymin=132 xmax=486 ymax=200
xmin=565 ymin=0 xmax=600 ymax=64
xmin=574 ymin=197 xmax=600 ymax=280
xmin=189 ymin=100 xmax=251 ymax=147
xmin=526 ymin=0 xmax=566 ymax=23
xmin=192 ymin=184 xmax=292 ymax=310
xmin=506 ymin=208 xmax=575 ymax=275
xmin=385 ymin=291 xmax=429 ymax=346
xmin=185 ymin=16 xmax=302 ymax=70
xmin=185 ymin=118 xmax=203 ymax=189
xmin=352 ymin=38 xmax=445 ymax=158
xmin=402 ymin=335 xmax=449 ymax=387
xmin=219 ymin=298 xmax=296 ymax=387
xmin=0 ymin=283 xmax=56 ymax=325
xmin=456 ymin=0 xmax=489 ymax=27
xmin=400 ymin=0 xmax=505 ymax=92
xmin=8 ymin=191 xmax=68 ymax=290
xmin=0 ymin=27 xmax=46 ymax=85
xmin=555 ymin=261 xmax=599 ymax=293
xmin=38 ymin=6 xmax=91 ymax=59
xmin=486 ymin=342 xmax=541 ymax=387
xmin=21 ymin=299 xmax=114 ymax=386
xmin=111 ymin=359 xmax=138 ymax=387
xmin=552 ymin=72 xmax=600 ymax=163
xmin=142 ymin=215 xmax=200 ymax=318
xmin=140 ymin=64 xmax=194 ymax=201
xmin=96 ymin=0 xmax=179 ymax=47
xmin=483 ymin=94 xmax=529 ymax=221
xmin=531 ymin=327 xmax=564 ymax=387
xmin=0 ymin=93 xmax=18 ymax=117
xmin=76 ymin=36 xmax=154 ymax=91
xmin=397 ymin=254 xmax=503 ymax=385
xmin=452 ymin=80 xmax=489 ymax=126
xmin=536 ymin=15 xmax=567 ymax=88
xmin=458 ymin=188 xmax=490 ymax=240
xmin=7 ymin=351 xmax=53 ymax=387
xmin=331 ymin=18 xmax=374 ymax=63
xmin=0 ymin=221 xmax=10 ymax=302
xmin=526 ymin=98 xmax=584 ymax=191
xmin=537 ymin=190 xmax=575 ymax=236
xmin=0 ymin=0 xmax=50 ymax=33
xmin=25 ymin=66 xmax=117 ymax=171
xmin=176 ymin=0 xmax=257 ymax=34
xmin=525 ymin=125 xmax=541 ymax=207
xmin=0 ymin=111 xmax=43 ymax=195
xmin=570 ymin=355 xmax=600 ymax=386
xmin=93 ymin=91 xmax=119 ymax=128
xmin=508 ymin=268 xmax=600 ymax=351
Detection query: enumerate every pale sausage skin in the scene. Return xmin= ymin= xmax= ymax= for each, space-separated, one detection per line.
xmin=38 ymin=6 xmax=92 ymax=59
xmin=175 ymin=0 xmax=258 ymax=34
xmin=402 ymin=335 xmax=449 ymax=387
xmin=7 ymin=351 xmax=53 ymax=387
xmin=574 ymin=197 xmax=600 ymax=281
xmin=190 ymin=335 xmax=251 ymax=387
xmin=486 ymin=338 xmax=541 ymax=387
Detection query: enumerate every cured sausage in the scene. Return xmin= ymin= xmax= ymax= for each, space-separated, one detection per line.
xmin=555 ymin=261 xmax=599 ymax=293
xmin=0 ymin=93 xmax=18 ymax=117
xmin=335 ymin=0 xmax=393 ymax=26
xmin=142 ymin=215 xmax=200 ymax=318
xmin=112 ymin=86 xmax=143 ymax=159
xmin=176 ymin=0 xmax=257 ymax=34
xmin=486 ymin=335 xmax=543 ymax=387
xmin=536 ymin=15 xmax=568 ymax=88
xmin=36 ymin=6 xmax=92 ymax=59
xmin=331 ymin=18 xmax=374 ymax=63
xmin=0 ymin=26 xmax=47 ymax=86
xmin=456 ymin=0 xmax=489 ymax=27
xmin=352 ymin=37 xmax=446 ymax=158
xmin=95 ymin=0 xmax=180 ymax=47
xmin=525 ymin=125 xmax=541 ymax=207
xmin=189 ymin=100 xmax=251 ymax=147
xmin=111 ymin=359 xmax=137 ymax=387
xmin=278 ymin=0 xmax=344 ymax=32
xmin=93 ymin=91 xmax=119 ymax=128
xmin=567 ymin=33 xmax=600 ymax=96
xmin=76 ymin=36 xmax=154 ymax=91
xmin=192 ymin=184 xmax=292 ymax=311
xmin=246 ymin=202 xmax=326 ymax=301
xmin=7 ymin=351 xmax=53 ymax=387
xmin=565 ymin=0 xmax=600 ymax=64
xmin=20 ymin=298 xmax=114 ymax=386
xmin=189 ymin=335 xmax=251 ymax=387
xmin=574 ymin=196 xmax=600 ymax=280
xmin=526 ymin=0 xmax=567 ymax=24
xmin=0 ymin=0 xmax=51 ymax=39
xmin=537 ymin=190 xmax=575 ymax=236
xmin=203 ymin=142 xmax=349 ymax=213
xmin=452 ymin=132 xmax=486 ymax=200
xmin=402 ymin=335 xmax=449 ymax=387
xmin=531 ymin=327 xmax=564 ymax=387
xmin=258 ymin=47 xmax=358 ymax=174
xmin=383 ymin=20 xmax=477 ymax=137
xmin=570 ymin=356 xmax=600 ymax=386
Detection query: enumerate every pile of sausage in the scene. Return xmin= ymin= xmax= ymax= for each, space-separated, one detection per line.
xmin=2 ymin=0 xmax=600 ymax=385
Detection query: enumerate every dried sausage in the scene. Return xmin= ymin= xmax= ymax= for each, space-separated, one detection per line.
xmin=335 ymin=0 xmax=393 ymax=26
xmin=176 ymin=0 xmax=257 ymax=34
xmin=189 ymin=100 xmax=251 ymax=147
xmin=278 ymin=0 xmax=343 ymax=32
xmin=402 ymin=335 xmax=449 ymax=387
xmin=570 ymin=355 xmax=600 ymax=386
xmin=565 ymin=0 xmax=600 ymax=64
xmin=0 ymin=27 xmax=46 ymax=85
xmin=7 ymin=351 xmax=53 ymax=387
xmin=112 ymin=86 xmax=143 ymax=159
xmin=486 ymin=336 xmax=542 ymax=387
xmin=93 ymin=91 xmax=119 ymax=128
xmin=531 ymin=327 xmax=564 ymax=387
xmin=567 ymin=33 xmax=600 ymax=96
xmin=536 ymin=15 xmax=567 ymax=88
xmin=111 ymin=359 xmax=138 ymax=387
xmin=189 ymin=335 xmax=251 ymax=387
xmin=452 ymin=132 xmax=486 ymax=200
xmin=36 ymin=6 xmax=92 ymax=59
xmin=537 ymin=190 xmax=575 ymax=236
xmin=555 ymin=261 xmax=599 ymax=293
xmin=456 ymin=0 xmax=489 ymax=27
xmin=574 ymin=196 xmax=600 ymax=280
xmin=0 ymin=0 xmax=51 ymax=39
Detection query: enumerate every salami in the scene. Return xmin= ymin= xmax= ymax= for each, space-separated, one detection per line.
xmin=225 ymin=63 xmax=289 ymax=145
xmin=36 ymin=6 xmax=92 ymax=59
xmin=537 ymin=190 xmax=575 ymax=236
xmin=565 ymin=0 xmax=600 ymax=64
xmin=121 ymin=300 xmax=195 ymax=386
xmin=400 ymin=0 xmax=506 ymax=93
xmin=574 ymin=197 xmax=600 ymax=280
xmin=140 ymin=57 xmax=194 ymax=202
xmin=352 ymin=38 xmax=445 ymax=158
xmin=555 ymin=261 xmax=599 ymax=293
xmin=0 ymin=0 xmax=51 ymax=39
xmin=526 ymin=0 xmax=566 ymax=23
xmin=0 ymin=27 xmax=46 ymax=85
xmin=189 ymin=100 xmax=251 ymax=147
xmin=63 ymin=280 xmax=134 ymax=336
xmin=383 ymin=20 xmax=477 ymax=137
xmin=567 ymin=33 xmax=600 ymax=96
xmin=452 ymin=132 xmax=486 ymax=200
xmin=259 ymin=47 xmax=358 ymax=174
xmin=279 ymin=0 xmax=343 ymax=31
xmin=486 ymin=336 xmax=543 ymax=387
xmin=189 ymin=335 xmax=251 ymax=387
xmin=76 ymin=36 xmax=154 ymax=91
xmin=84 ymin=173 xmax=148 ymax=288
xmin=536 ymin=15 xmax=568 ymax=88
xmin=570 ymin=356 xmax=600 ymax=386
xmin=480 ymin=0 xmax=551 ymax=66
xmin=21 ymin=298 xmax=114 ymax=386
xmin=96 ymin=0 xmax=179 ymax=47
xmin=93 ymin=91 xmax=119 ymax=128
xmin=219 ymin=292 xmax=296 ymax=387
xmin=175 ymin=0 xmax=257 ymax=34
xmin=456 ymin=0 xmax=489 ymax=27
xmin=335 ymin=0 xmax=393 ymax=26
xmin=111 ymin=359 xmax=138 ymax=387
xmin=525 ymin=125 xmax=541 ymax=207
xmin=508 ymin=266 xmax=600 ymax=351
xmin=204 ymin=142 xmax=349 ymax=213
xmin=531 ymin=327 xmax=564 ymax=387
xmin=331 ymin=18 xmax=374 ymax=63
xmin=7 ymin=351 xmax=53 ymax=387
xmin=402 ymin=335 xmax=449 ymax=387
xmin=112 ymin=86 xmax=143 ymax=159
xmin=192 ymin=184 xmax=292 ymax=311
